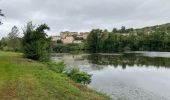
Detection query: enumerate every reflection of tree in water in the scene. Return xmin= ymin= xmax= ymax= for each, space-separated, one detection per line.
xmin=83 ymin=53 xmax=170 ymax=69
xmin=122 ymin=63 xmax=126 ymax=69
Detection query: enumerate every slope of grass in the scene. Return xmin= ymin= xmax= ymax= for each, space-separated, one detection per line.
xmin=0 ymin=51 xmax=109 ymax=100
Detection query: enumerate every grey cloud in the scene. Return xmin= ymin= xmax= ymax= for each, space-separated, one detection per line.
xmin=0 ymin=0 xmax=170 ymax=38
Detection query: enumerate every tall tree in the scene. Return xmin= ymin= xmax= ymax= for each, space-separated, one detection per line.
xmin=86 ymin=29 xmax=103 ymax=52
xmin=22 ymin=22 xmax=51 ymax=61
xmin=0 ymin=37 xmax=7 ymax=50
xmin=120 ymin=26 xmax=126 ymax=33
xmin=103 ymin=33 xmax=114 ymax=52
xmin=112 ymin=28 xmax=118 ymax=33
xmin=7 ymin=26 xmax=21 ymax=51
xmin=8 ymin=26 xmax=19 ymax=38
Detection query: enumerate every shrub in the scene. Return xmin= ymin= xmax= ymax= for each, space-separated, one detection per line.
xmin=53 ymin=44 xmax=85 ymax=53
xmin=22 ymin=22 xmax=51 ymax=62
xmin=46 ymin=61 xmax=66 ymax=73
xmin=65 ymin=68 xmax=92 ymax=85
xmin=66 ymin=68 xmax=79 ymax=77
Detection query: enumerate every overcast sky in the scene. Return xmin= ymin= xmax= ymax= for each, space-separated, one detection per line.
xmin=0 ymin=0 xmax=170 ymax=38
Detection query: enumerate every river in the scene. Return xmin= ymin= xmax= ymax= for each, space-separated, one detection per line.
xmin=52 ymin=51 xmax=170 ymax=100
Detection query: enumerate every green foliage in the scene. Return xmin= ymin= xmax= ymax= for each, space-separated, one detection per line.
xmin=0 ymin=51 xmax=109 ymax=100
xmin=103 ymin=33 xmax=114 ymax=52
xmin=7 ymin=26 xmax=21 ymax=51
xmin=53 ymin=43 xmax=85 ymax=53
xmin=86 ymin=29 xmax=103 ymax=52
xmin=120 ymin=26 xmax=126 ymax=33
xmin=0 ymin=37 xmax=7 ymax=50
xmin=112 ymin=28 xmax=118 ymax=33
xmin=66 ymin=68 xmax=92 ymax=85
xmin=66 ymin=68 xmax=80 ymax=77
xmin=112 ymin=27 xmax=133 ymax=33
xmin=71 ymin=72 xmax=92 ymax=85
xmin=22 ymin=22 xmax=51 ymax=61
xmin=86 ymin=25 xmax=170 ymax=53
xmin=0 ymin=26 xmax=22 ymax=51
xmin=51 ymin=23 xmax=170 ymax=53
xmin=45 ymin=61 xmax=66 ymax=73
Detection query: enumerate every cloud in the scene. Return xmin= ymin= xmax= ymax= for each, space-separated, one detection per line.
xmin=0 ymin=0 xmax=170 ymax=38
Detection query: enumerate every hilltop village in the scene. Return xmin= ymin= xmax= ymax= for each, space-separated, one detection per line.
xmin=51 ymin=31 xmax=130 ymax=44
xmin=51 ymin=31 xmax=89 ymax=44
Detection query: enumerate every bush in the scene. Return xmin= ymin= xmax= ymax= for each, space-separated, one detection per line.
xmin=46 ymin=61 xmax=66 ymax=73
xmin=65 ymin=68 xmax=92 ymax=85
xmin=22 ymin=22 xmax=51 ymax=62
xmin=53 ymin=44 xmax=85 ymax=53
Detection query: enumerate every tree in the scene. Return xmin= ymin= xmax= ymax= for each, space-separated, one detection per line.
xmin=86 ymin=29 xmax=103 ymax=52
xmin=126 ymin=33 xmax=138 ymax=51
xmin=103 ymin=33 xmax=114 ymax=52
xmin=164 ymin=33 xmax=170 ymax=51
xmin=112 ymin=28 xmax=118 ymax=33
xmin=103 ymin=29 xmax=108 ymax=33
xmin=7 ymin=26 xmax=21 ymax=51
xmin=126 ymin=28 xmax=134 ymax=33
xmin=22 ymin=22 xmax=51 ymax=61
xmin=0 ymin=9 xmax=4 ymax=25
xmin=120 ymin=26 xmax=126 ymax=33
xmin=0 ymin=37 xmax=7 ymax=50
xmin=8 ymin=26 xmax=19 ymax=38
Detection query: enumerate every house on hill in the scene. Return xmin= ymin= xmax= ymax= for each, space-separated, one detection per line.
xmin=51 ymin=36 xmax=61 ymax=43
xmin=51 ymin=31 xmax=89 ymax=44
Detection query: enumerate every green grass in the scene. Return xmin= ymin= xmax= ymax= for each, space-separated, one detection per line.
xmin=0 ymin=51 xmax=110 ymax=100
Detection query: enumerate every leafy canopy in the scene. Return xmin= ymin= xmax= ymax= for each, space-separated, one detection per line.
xmin=22 ymin=22 xmax=51 ymax=61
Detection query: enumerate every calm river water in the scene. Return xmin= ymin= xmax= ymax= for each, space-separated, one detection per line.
xmin=52 ymin=51 xmax=170 ymax=100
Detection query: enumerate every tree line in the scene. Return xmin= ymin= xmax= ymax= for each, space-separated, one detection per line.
xmin=3 ymin=24 xmax=169 ymax=54
xmin=52 ymin=25 xmax=170 ymax=53
xmin=2 ymin=9 xmax=170 ymax=55
xmin=86 ymin=26 xmax=170 ymax=53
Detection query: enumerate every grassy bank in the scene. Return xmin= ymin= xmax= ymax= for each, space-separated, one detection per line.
xmin=0 ymin=51 xmax=109 ymax=100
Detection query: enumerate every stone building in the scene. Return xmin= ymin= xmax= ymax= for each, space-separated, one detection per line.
xmin=62 ymin=36 xmax=74 ymax=44
xmin=51 ymin=36 xmax=61 ymax=43
xmin=51 ymin=31 xmax=89 ymax=44
xmin=60 ymin=31 xmax=89 ymax=44
xmin=77 ymin=32 xmax=89 ymax=39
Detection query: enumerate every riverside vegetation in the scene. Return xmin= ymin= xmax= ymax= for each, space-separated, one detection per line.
xmin=1 ymin=9 xmax=170 ymax=99
xmin=0 ymin=51 xmax=109 ymax=100
xmin=0 ymin=19 xmax=109 ymax=99
xmin=53 ymin=23 xmax=170 ymax=53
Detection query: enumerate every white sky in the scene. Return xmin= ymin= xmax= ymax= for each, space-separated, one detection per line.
xmin=0 ymin=0 xmax=170 ymax=38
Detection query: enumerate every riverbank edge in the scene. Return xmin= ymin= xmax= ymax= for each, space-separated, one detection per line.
xmin=0 ymin=51 xmax=110 ymax=100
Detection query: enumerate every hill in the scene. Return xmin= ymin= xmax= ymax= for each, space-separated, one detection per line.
xmin=135 ymin=23 xmax=170 ymax=34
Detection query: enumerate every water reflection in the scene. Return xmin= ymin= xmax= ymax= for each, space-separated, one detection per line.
xmin=82 ymin=53 xmax=170 ymax=69
xmin=52 ymin=52 xmax=170 ymax=100
xmin=52 ymin=52 xmax=170 ymax=71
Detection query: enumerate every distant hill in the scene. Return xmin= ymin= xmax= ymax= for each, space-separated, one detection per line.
xmin=135 ymin=23 xmax=170 ymax=34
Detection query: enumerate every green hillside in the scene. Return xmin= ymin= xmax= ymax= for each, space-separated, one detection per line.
xmin=135 ymin=23 xmax=170 ymax=34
